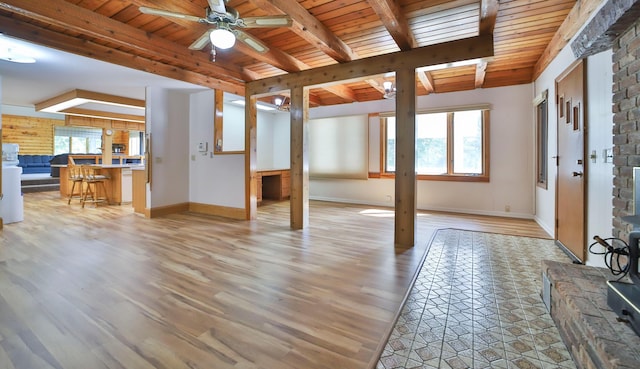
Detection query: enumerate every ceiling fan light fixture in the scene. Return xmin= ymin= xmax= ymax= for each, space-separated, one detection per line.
xmin=210 ymin=28 xmax=235 ymax=49
xmin=382 ymin=81 xmax=396 ymax=99
xmin=274 ymin=96 xmax=290 ymax=111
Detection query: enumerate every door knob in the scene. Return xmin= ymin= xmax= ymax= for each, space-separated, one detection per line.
xmin=572 ymin=171 xmax=583 ymax=177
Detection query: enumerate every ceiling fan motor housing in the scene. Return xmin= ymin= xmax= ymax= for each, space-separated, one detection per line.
xmin=206 ymin=6 xmax=239 ymax=24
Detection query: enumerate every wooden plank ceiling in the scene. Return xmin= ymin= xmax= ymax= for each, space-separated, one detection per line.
xmin=0 ymin=0 xmax=578 ymax=107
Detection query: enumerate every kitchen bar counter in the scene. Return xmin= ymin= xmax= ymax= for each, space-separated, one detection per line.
xmin=59 ymin=164 xmax=143 ymax=205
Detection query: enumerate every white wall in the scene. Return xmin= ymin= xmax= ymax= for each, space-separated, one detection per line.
xmin=145 ymin=87 xmax=190 ymax=208
xmin=1 ymin=104 xmax=64 ymax=120
xmin=257 ymin=111 xmax=290 ymax=170
xmin=307 ymin=84 xmax=535 ymax=218
xmin=189 ymin=90 xmax=245 ymax=208
xmin=222 ymin=103 xmax=245 ymax=152
xmin=533 ymin=7 xmax=613 ymax=267
xmin=535 ymin=50 xmax=614 ymax=267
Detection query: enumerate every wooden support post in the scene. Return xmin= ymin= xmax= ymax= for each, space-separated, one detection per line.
xmin=214 ymin=89 xmax=223 ymax=152
xmin=102 ymin=129 xmax=113 ymax=165
xmin=394 ymin=68 xmax=416 ymax=247
xmin=290 ymin=86 xmax=309 ymax=229
xmin=245 ymin=95 xmax=258 ymax=220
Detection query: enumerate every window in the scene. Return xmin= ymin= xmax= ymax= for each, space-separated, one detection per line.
xmin=54 ymin=127 xmax=102 ymax=154
xmin=129 ymin=131 xmax=145 ymax=155
xmin=382 ymin=107 xmax=489 ymax=181
xmin=310 ymin=115 xmax=368 ymax=179
xmin=534 ymin=90 xmax=548 ymax=189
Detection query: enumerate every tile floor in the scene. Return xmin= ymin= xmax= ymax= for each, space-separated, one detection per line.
xmin=377 ymin=229 xmax=577 ymax=369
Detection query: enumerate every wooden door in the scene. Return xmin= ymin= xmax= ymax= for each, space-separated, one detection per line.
xmin=556 ymin=60 xmax=586 ymax=262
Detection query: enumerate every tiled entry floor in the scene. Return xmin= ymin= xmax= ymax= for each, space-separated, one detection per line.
xmin=378 ymin=229 xmax=577 ymax=369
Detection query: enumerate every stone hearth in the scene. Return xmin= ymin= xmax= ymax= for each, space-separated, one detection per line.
xmin=542 ymin=260 xmax=640 ymax=369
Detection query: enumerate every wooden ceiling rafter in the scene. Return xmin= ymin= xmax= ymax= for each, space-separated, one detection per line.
xmin=0 ymin=0 xmax=581 ymax=106
xmin=474 ymin=60 xmax=488 ymax=88
xmin=479 ymin=0 xmax=499 ymax=35
xmin=0 ymin=14 xmax=246 ymax=95
xmin=475 ymin=0 xmax=498 ymax=88
xmin=250 ymin=0 xmax=358 ymax=63
xmin=532 ymin=0 xmax=602 ymax=79
xmin=0 ymin=0 xmax=248 ymax=84
xmin=368 ymin=0 xmax=418 ymax=50
xmin=247 ymin=35 xmax=494 ymax=96
xmin=417 ymin=71 xmax=435 ymax=94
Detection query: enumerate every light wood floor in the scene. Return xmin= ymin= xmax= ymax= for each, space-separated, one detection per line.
xmin=0 ymin=192 xmax=549 ymax=369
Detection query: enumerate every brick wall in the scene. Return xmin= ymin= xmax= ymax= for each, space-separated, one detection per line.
xmin=613 ymin=18 xmax=640 ymax=240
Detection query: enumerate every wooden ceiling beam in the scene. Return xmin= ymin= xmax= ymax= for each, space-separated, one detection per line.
xmin=474 ymin=61 xmax=488 ymax=88
xmin=0 ymin=0 xmax=246 ymax=83
xmin=250 ymin=0 xmax=357 ymax=63
xmin=417 ymin=71 xmax=435 ymax=94
xmin=532 ymin=0 xmax=602 ymax=79
xmin=322 ymin=84 xmax=358 ymax=102
xmin=368 ymin=0 xmax=417 ymax=50
xmin=365 ymin=78 xmax=386 ymax=95
xmin=0 ymin=14 xmax=245 ymax=95
xmin=248 ymin=34 xmax=494 ymax=95
xmin=479 ymin=0 xmax=499 ymax=35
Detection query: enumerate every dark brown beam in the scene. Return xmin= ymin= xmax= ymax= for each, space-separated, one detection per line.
xmin=479 ymin=0 xmax=499 ymax=35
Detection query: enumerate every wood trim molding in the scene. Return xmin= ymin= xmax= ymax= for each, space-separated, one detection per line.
xmin=189 ymin=202 xmax=245 ymax=220
xmin=214 ymin=89 xmax=224 ymax=152
xmin=147 ymin=202 xmax=190 ymax=218
xmin=145 ymin=202 xmax=245 ymax=221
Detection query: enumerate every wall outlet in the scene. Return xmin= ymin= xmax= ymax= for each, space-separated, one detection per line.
xmin=385 ymin=195 xmax=393 ymax=202
xmin=505 ymin=205 xmax=511 ymax=212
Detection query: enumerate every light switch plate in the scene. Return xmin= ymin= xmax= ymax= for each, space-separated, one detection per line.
xmin=604 ymin=148 xmax=613 ymax=163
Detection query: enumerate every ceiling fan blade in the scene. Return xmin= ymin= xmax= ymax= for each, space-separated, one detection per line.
xmin=207 ymin=0 xmax=227 ymax=14
xmin=189 ymin=30 xmax=214 ymax=50
xmin=240 ymin=16 xmax=293 ymax=28
xmin=232 ymin=29 xmax=269 ymax=53
xmin=139 ymin=7 xmax=203 ymax=23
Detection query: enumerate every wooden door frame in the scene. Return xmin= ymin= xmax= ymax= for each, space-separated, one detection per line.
xmin=554 ymin=59 xmax=587 ymax=263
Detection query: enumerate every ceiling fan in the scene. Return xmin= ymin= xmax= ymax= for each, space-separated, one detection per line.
xmin=139 ymin=0 xmax=292 ymax=54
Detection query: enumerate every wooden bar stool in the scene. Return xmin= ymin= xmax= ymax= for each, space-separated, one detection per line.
xmin=67 ymin=165 xmax=84 ymax=204
xmin=81 ymin=165 xmax=110 ymax=208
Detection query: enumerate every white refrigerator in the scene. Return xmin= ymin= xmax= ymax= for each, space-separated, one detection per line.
xmin=0 ymin=165 xmax=24 ymax=224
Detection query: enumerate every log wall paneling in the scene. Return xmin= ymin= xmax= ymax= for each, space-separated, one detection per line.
xmin=0 ymin=114 xmax=64 ymax=154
